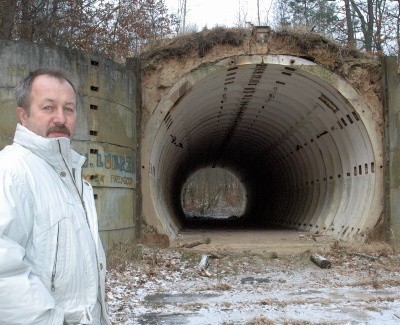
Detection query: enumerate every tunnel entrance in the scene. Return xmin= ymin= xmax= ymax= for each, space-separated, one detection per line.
xmin=180 ymin=167 xmax=247 ymax=227
xmin=144 ymin=55 xmax=383 ymax=242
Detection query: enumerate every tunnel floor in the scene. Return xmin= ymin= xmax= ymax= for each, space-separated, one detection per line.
xmin=181 ymin=216 xmax=284 ymax=230
xmin=176 ymin=228 xmax=338 ymax=254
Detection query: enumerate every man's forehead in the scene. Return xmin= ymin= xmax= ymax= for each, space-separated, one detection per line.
xmin=33 ymin=74 xmax=72 ymax=86
xmin=31 ymin=76 xmax=76 ymax=98
xmin=41 ymin=97 xmax=76 ymax=104
xmin=31 ymin=74 xmax=75 ymax=93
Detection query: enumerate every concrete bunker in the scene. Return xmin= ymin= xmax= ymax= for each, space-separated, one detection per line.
xmin=0 ymin=34 xmax=397 ymax=248
xmin=143 ymin=54 xmax=383 ymax=241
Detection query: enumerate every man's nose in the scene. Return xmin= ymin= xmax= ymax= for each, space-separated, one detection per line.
xmin=53 ymin=107 xmax=67 ymax=124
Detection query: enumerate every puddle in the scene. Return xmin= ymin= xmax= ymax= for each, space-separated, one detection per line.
xmin=241 ymin=276 xmax=271 ymax=284
xmin=137 ymin=312 xmax=191 ymax=324
xmin=293 ymin=289 xmax=322 ymax=295
xmin=144 ymin=293 xmax=221 ymax=304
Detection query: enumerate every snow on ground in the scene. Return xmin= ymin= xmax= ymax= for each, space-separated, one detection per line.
xmin=106 ymin=239 xmax=400 ymax=324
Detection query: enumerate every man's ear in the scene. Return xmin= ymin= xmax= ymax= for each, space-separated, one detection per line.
xmin=16 ymin=107 xmax=29 ymax=125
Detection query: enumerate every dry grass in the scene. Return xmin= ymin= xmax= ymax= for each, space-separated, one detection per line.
xmin=327 ymin=240 xmax=396 ymax=262
xmin=272 ymin=27 xmax=362 ymax=56
xmin=245 ymin=317 xmax=328 ymax=325
xmin=140 ymin=27 xmax=247 ymax=68
xmin=282 ymin=320 xmax=327 ymax=325
xmin=220 ymin=301 xmax=232 ymax=308
xmin=106 ymin=242 xmax=138 ymax=271
xmin=368 ymin=296 xmax=396 ymax=303
xmin=198 ymin=283 xmax=232 ymax=291
xmin=140 ymin=26 xmax=376 ymax=72
xmin=259 ymin=297 xmax=332 ymax=308
xmin=348 ymin=277 xmax=400 ymax=289
xmin=259 ymin=298 xmax=287 ymax=307
xmin=177 ymin=302 xmax=207 ymax=310
xmin=245 ymin=316 xmax=275 ymax=325
xmin=324 ymin=240 xmax=400 ymax=291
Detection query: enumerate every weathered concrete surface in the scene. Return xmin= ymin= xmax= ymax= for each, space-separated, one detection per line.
xmin=0 ymin=40 xmax=139 ymax=250
xmin=384 ymin=57 xmax=400 ymax=248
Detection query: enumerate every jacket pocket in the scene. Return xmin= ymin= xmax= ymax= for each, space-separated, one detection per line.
xmin=38 ymin=216 xmax=72 ymax=293
xmin=51 ymin=223 xmax=60 ymax=292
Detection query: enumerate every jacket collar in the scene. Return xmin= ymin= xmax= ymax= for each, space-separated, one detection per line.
xmin=13 ymin=124 xmax=86 ymax=170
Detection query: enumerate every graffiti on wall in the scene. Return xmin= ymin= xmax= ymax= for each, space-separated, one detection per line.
xmin=82 ymin=152 xmax=136 ymax=188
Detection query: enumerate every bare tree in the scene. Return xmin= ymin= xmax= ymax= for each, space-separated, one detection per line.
xmin=344 ymin=0 xmax=356 ymax=48
xmin=181 ymin=0 xmax=187 ymax=33
xmin=0 ymin=0 xmax=17 ymax=39
xmin=350 ymin=0 xmax=374 ymax=51
xmin=397 ymin=0 xmax=400 ymax=66
xmin=235 ymin=0 xmax=249 ymax=28
xmin=273 ymin=0 xmax=339 ymax=35
xmin=3 ymin=0 xmax=177 ymax=60
xmin=272 ymin=0 xmax=291 ymax=27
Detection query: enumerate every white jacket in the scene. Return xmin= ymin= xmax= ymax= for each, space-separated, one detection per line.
xmin=0 ymin=124 xmax=111 ymax=325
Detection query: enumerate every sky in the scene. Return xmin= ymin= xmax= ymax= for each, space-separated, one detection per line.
xmin=164 ymin=0 xmax=274 ymax=30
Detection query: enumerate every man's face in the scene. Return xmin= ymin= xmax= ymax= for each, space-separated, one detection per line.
xmin=17 ymin=75 xmax=77 ymax=138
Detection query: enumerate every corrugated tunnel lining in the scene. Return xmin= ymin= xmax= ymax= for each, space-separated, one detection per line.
xmin=148 ymin=55 xmax=382 ymax=240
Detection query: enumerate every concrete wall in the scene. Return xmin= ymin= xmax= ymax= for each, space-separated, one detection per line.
xmin=384 ymin=57 xmax=400 ymax=248
xmin=1 ymin=39 xmax=399 ymax=247
xmin=0 ymin=40 xmax=139 ymax=250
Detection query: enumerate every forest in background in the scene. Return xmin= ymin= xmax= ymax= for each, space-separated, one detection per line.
xmin=0 ymin=0 xmax=399 ymax=62
xmin=181 ymin=168 xmax=246 ymax=219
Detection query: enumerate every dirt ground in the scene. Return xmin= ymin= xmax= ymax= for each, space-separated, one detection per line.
xmin=174 ymin=229 xmax=339 ymax=255
xmin=106 ymin=230 xmax=400 ymax=324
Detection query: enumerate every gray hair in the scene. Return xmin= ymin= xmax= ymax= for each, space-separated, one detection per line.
xmin=15 ymin=68 xmax=77 ymax=110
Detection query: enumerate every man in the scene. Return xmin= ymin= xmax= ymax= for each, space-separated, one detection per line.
xmin=0 ymin=68 xmax=111 ymax=324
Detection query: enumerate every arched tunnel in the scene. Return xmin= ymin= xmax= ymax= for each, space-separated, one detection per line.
xmin=144 ymin=55 xmax=383 ymax=241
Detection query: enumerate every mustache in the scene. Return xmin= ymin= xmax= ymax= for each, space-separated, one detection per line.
xmin=46 ymin=125 xmax=71 ymax=136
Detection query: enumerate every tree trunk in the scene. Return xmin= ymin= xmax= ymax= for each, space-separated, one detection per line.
xmin=351 ymin=0 xmax=374 ymax=52
xmin=366 ymin=0 xmax=374 ymax=51
xmin=182 ymin=0 xmax=187 ymax=33
xmin=344 ymin=0 xmax=356 ymax=49
xmin=0 ymin=0 xmax=17 ymax=39
xmin=20 ymin=0 xmax=35 ymax=40
xmin=397 ymin=0 xmax=400 ymax=73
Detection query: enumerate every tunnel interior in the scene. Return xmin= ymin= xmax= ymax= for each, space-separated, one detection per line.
xmin=148 ymin=55 xmax=382 ymax=240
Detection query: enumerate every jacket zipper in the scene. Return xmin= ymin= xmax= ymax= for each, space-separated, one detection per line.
xmin=56 ymin=141 xmax=102 ymax=314
xmin=51 ymin=223 xmax=60 ymax=292
xmin=57 ymin=141 xmax=88 ymax=219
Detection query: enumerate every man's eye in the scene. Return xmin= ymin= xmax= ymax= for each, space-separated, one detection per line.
xmin=43 ymin=106 xmax=53 ymax=111
xmin=64 ymin=107 xmax=75 ymax=114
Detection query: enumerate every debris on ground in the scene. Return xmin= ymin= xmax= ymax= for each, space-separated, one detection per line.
xmin=310 ymin=253 xmax=332 ymax=269
xmin=106 ymin=235 xmax=400 ymax=324
xmin=175 ymin=236 xmax=211 ymax=249
xmin=198 ymin=254 xmax=210 ymax=269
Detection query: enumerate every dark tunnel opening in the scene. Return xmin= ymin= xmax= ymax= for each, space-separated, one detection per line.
xmin=147 ymin=55 xmax=382 ymax=240
xmin=171 ymin=158 xmax=283 ymax=230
